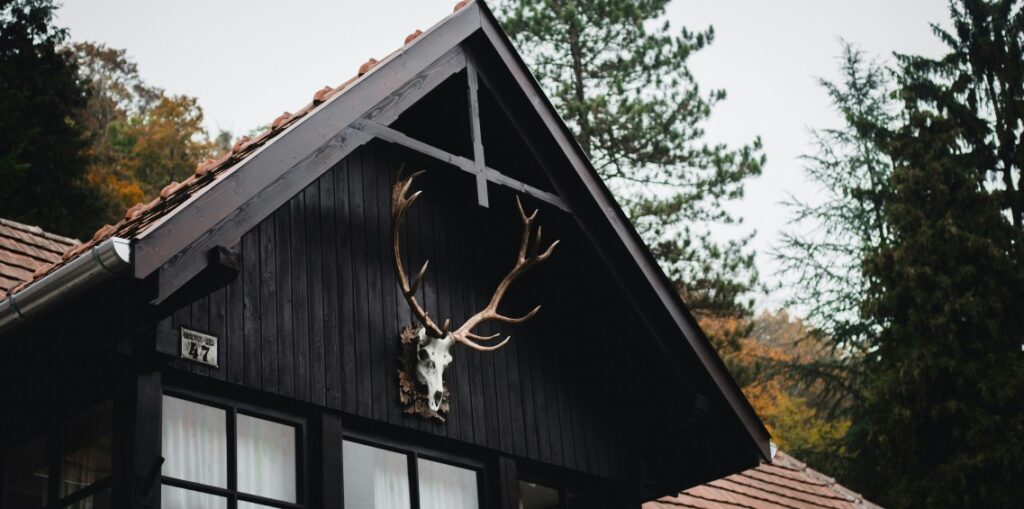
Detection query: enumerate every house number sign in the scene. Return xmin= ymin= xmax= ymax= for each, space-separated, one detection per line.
xmin=180 ymin=327 xmax=218 ymax=367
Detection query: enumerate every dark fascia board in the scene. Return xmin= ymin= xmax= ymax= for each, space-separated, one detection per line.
xmin=472 ymin=0 xmax=771 ymax=461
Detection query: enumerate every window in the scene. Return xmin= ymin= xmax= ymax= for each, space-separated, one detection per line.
xmin=417 ymin=458 xmax=479 ymax=509
xmin=342 ymin=441 xmax=410 ymax=508
xmin=518 ymin=481 xmax=559 ymax=509
xmin=342 ymin=439 xmax=480 ymax=509
xmin=2 ymin=400 xmax=113 ymax=509
xmin=3 ymin=435 xmax=48 ymax=508
xmin=161 ymin=394 xmax=303 ymax=509
xmin=518 ymin=479 xmax=613 ymax=509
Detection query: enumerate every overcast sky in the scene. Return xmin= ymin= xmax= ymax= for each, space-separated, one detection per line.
xmin=57 ymin=0 xmax=951 ymax=308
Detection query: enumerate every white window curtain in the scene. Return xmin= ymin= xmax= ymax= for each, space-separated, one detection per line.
xmin=61 ymin=401 xmax=113 ymax=498
xmin=417 ymin=458 xmax=479 ymax=509
xmin=161 ymin=395 xmax=228 ymax=488
xmin=236 ymin=414 xmax=297 ymax=502
xmin=342 ymin=441 xmax=411 ymax=509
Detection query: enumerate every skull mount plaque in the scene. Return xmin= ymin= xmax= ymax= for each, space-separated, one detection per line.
xmin=391 ymin=169 xmax=558 ymax=421
xmin=398 ymin=324 xmax=451 ymax=421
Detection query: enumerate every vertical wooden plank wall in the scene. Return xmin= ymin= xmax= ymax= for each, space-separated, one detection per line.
xmin=166 ymin=141 xmax=643 ymax=481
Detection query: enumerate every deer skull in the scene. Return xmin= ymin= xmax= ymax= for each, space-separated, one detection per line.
xmin=392 ymin=168 xmax=558 ymax=418
xmin=414 ymin=328 xmax=454 ymax=411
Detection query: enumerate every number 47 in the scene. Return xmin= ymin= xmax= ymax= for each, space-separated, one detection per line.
xmin=188 ymin=341 xmax=211 ymax=362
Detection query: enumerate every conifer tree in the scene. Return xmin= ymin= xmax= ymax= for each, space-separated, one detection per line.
xmin=848 ymin=1 xmax=1024 ymax=505
xmin=0 ymin=0 xmax=101 ymax=239
xmin=497 ymin=0 xmax=764 ymax=317
xmin=776 ymin=44 xmax=894 ymax=420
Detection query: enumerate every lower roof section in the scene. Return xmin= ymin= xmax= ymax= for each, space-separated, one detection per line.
xmin=646 ymin=451 xmax=883 ymax=509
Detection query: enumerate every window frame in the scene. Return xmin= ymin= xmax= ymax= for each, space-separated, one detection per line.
xmin=341 ymin=429 xmax=486 ymax=509
xmin=516 ymin=469 xmax=621 ymax=509
xmin=160 ymin=389 xmax=308 ymax=509
xmin=0 ymin=398 xmax=114 ymax=509
xmin=516 ymin=477 xmax=564 ymax=509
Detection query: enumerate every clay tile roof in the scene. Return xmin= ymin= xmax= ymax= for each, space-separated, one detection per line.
xmin=357 ymin=57 xmax=379 ymax=76
xmin=0 ymin=0 xmax=475 ymax=296
xmin=0 ymin=218 xmax=79 ymax=295
xmin=405 ymin=29 xmax=424 ymax=45
xmin=271 ymin=111 xmax=294 ymax=130
xmin=644 ymin=451 xmax=883 ymax=509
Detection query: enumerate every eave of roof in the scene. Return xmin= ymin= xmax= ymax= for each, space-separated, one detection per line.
xmin=1 ymin=2 xmax=472 ymax=299
xmin=0 ymin=218 xmax=79 ymax=294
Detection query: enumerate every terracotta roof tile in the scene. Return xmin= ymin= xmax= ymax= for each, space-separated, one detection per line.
xmin=650 ymin=492 xmax=751 ymax=509
xmin=231 ymin=136 xmax=252 ymax=154
xmin=0 ymin=218 xmax=79 ymax=295
xmin=646 ymin=451 xmax=883 ymax=509
xmin=357 ymin=57 xmax=379 ymax=76
xmin=195 ymin=158 xmax=218 ymax=177
xmin=1 ymin=0 xmax=474 ymax=296
xmin=405 ymin=29 xmax=424 ymax=45
xmin=271 ymin=111 xmax=294 ymax=130
xmin=313 ymin=85 xmax=335 ymax=104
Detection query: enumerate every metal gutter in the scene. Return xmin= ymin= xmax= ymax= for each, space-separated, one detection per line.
xmin=0 ymin=237 xmax=131 ymax=331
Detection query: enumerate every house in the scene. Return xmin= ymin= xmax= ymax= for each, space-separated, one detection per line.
xmin=0 ymin=1 xmax=771 ymax=508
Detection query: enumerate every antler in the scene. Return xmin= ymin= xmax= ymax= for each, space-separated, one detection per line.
xmin=391 ymin=169 xmax=559 ymax=350
xmin=392 ymin=168 xmax=445 ymax=338
xmin=450 ymin=195 xmax=558 ymax=351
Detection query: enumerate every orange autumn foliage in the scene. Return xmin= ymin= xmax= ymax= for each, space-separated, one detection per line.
xmin=699 ymin=310 xmax=850 ymax=466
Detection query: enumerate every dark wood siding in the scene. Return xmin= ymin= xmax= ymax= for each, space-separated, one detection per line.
xmin=162 ymin=140 xmax=697 ymax=483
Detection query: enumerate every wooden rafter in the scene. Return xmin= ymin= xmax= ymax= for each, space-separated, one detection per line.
xmin=351 ymin=119 xmax=569 ymax=212
xmin=467 ymin=54 xmax=489 ymax=207
xmin=145 ymin=41 xmax=472 ymax=302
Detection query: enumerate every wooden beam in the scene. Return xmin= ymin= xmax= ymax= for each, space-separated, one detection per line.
xmin=352 ymin=119 xmax=569 ymax=212
xmin=147 ymin=38 xmax=472 ymax=302
xmin=129 ymin=370 xmax=162 ymax=508
xmin=467 ymin=55 xmax=489 ymax=207
xmin=493 ymin=456 xmax=519 ymax=509
xmin=320 ymin=412 xmax=343 ymax=509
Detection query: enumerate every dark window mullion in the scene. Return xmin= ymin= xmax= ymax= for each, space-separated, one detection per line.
xmin=228 ymin=407 xmax=238 ymax=509
xmin=409 ymin=451 xmax=420 ymax=509
xmin=227 ymin=408 xmax=237 ymax=492
xmin=162 ymin=476 xmax=233 ymax=497
xmin=0 ymin=448 xmax=5 ymax=509
xmin=237 ymin=491 xmax=305 ymax=509
xmin=295 ymin=424 xmax=305 ymax=505
xmin=55 ymin=476 xmax=111 ymax=508
xmin=47 ymin=420 xmax=59 ymax=508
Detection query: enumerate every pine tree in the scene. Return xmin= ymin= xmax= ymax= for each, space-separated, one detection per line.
xmin=775 ymin=43 xmax=894 ymax=418
xmin=496 ymin=0 xmax=764 ymax=317
xmin=848 ymin=1 xmax=1024 ymax=506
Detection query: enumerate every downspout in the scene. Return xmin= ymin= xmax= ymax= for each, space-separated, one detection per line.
xmin=0 ymin=237 xmax=131 ymax=331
